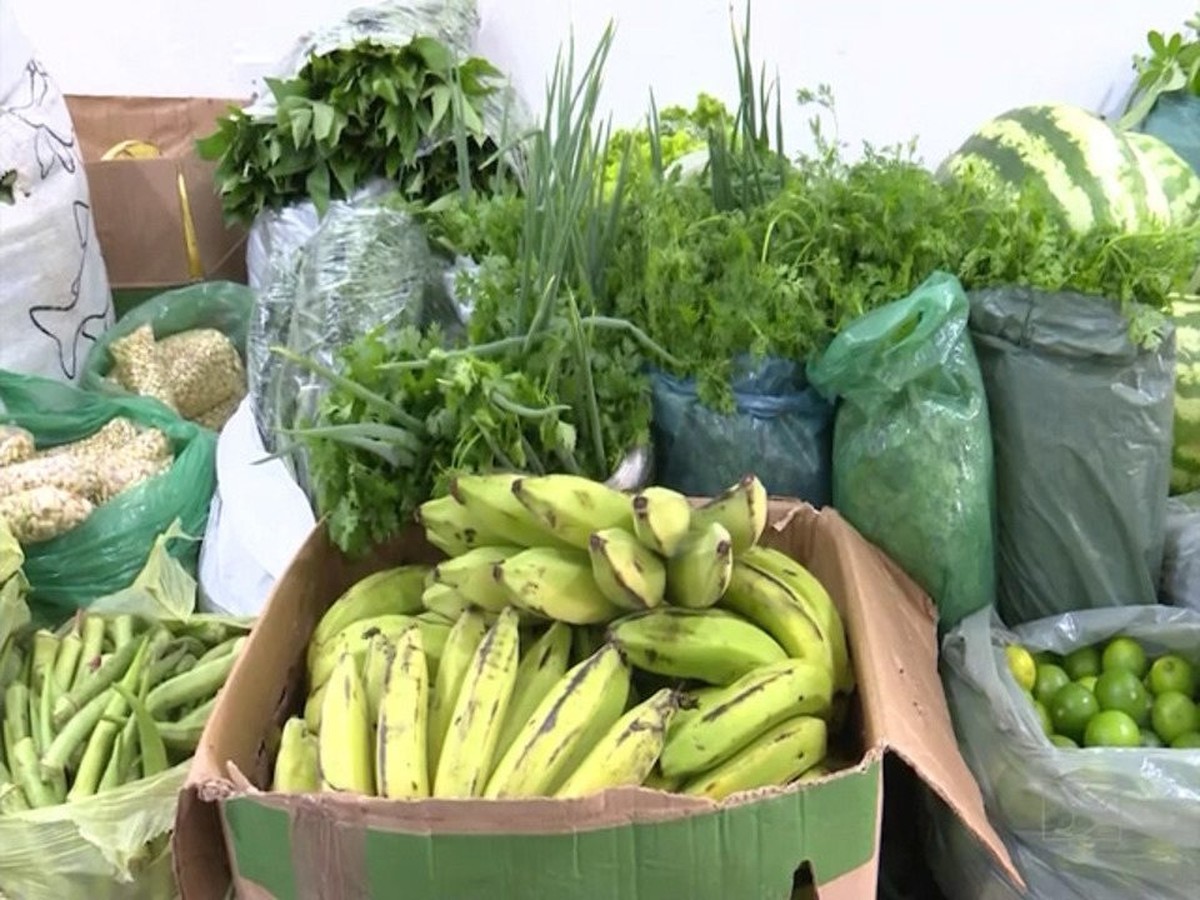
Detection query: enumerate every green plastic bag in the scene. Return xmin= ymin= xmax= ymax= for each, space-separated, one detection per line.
xmin=0 ymin=371 xmax=216 ymax=620
xmin=808 ymin=271 xmax=996 ymax=627
xmin=80 ymin=281 xmax=254 ymax=396
xmin=1141 ymin=91 xmax=1200 ymax=178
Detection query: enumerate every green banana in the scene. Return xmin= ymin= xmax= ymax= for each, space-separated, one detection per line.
xmin=416 ymin=495 xmax=483 ymax=556
xmin=318 ymin=653 xmax=373 ymax=795
xmin=377 ymin=624 xmax=430 ymax=799
xmin=309 ymin=615 xmax=419 ymax=690
xmin=631 ymin=486 xmax=693 ymax=558
xmin=433 ymin=608 xmax=521 ymax=798
xmin=720 ymin=562 xmax=836 ymax=678
xmin=588 ymin=527 xmax=666 ymax=610
xmin=511 ymin=475 xmax=632 ymax=549
xmin=361 ymin=631 xmax=394 ymax=728
xmin=690 ymin=474 xmax=768 ymax=553
xmin=494 ymin=622 xmax=572 ymax=762
xmin=433 ymin=546 xmax=523 ymax=612
xmin=450 ymin=473 xmax=563 ymax=548
xmin=420 ymin=583 xmax=475 ymax=623
xmin=307 ymin=566 xmax=430 ymax=671
xmin=304 ymin=679 xmax=327 ymax=732
xmin=556 ymin=688 xmax=678 ymax=798
xmin=739 ymin=546 xmax=854 ymax=693
xmin=681 ymin=715 xmax=827 ymax=801
xmin=427 ymin=609 xmax=490 ymax=778
xmin=641 ymin=765 xmax=684 ymax=793
xmin=485 ymin=644 xmax=630 ymax=798
xmin=607 ymin=608 xmax=787 ymax=685
xmin=496 ymin=547 xmax=622 ymax=625
xmin=273 ymin=717 xmax=320 ymax=793
xmin=665 ymin=521 xmax=733 ymax=609
xmin=660 ymin=659 xmax=833 ymax=778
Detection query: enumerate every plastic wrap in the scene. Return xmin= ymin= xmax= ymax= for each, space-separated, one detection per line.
xmin=1162 ymin=491 xmax=1200 ymax=611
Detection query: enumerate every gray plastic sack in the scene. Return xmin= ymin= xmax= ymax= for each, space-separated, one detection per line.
xmin=1141 ymin=90 xmax=1200 ymax=177
xmin=1162 ymin=491 xmax=1200 ymax=611
xmin=933 ymin=605 xmax=1200 ymax=900
xmin=969 ymin=287 xmax=1175 ymax=627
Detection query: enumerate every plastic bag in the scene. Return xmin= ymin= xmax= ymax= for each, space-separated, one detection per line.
xmin=807 ymin=272 xmax=995 ymax=628
xmin=650 ymin=357 xmax=834 ymax=504
xmin=1140 ymin=90 xmax=1200 ymax=177
xmin=1162 ymin=491 xmax=1200 ymax=611
xmin=934 ymin=605 xmax=1200 ymax=900
xmin=0 ymin=371 xmax=216 ymax=620
xmin=968 ymin=287 xmax=1175 ymax=627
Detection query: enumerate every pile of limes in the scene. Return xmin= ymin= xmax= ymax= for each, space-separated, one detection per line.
xmin=1004 ymin=637 xmax=1200 ymax=749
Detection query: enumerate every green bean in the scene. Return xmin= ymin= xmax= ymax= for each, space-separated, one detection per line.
xmin=108 ymin=614 xmax=136 ymax=649
xmin=68 ymin=637 xmax=149 ymax=800
xmin=194 ymin=635 xmax=244 ymax=667
xmin=4 ymin=682 xmax=30 ymax=744
xmin=0 ymin=643 xmax=23 ymax=691
xmin=41 ymin=688 xmax=113 ymax=772
xmin=53 ymin=633 xmax=83 ymax=693
xmin=98 ymin=717 xmax=135 ymax=793
xmin=71 ymin=615 xmax=106 ymax=691
xmin=156 ymin=720 xmax=205 ymax=754
xmin=0 ymin=780 xmax=30 ymax=815
xmin=30 ymin=631 xmax=59 ymax=695
xmin=145 ymin=638 xmax=244 ymax=718
xmin=13 ymin=737 xmax=59 ymax=808
xmin=53 ymin=635 xmax=142 ymax=728
xmin=2 ymin=720 xmax=15 ymax=768
xmin=112 ymin=683 xmax=167 ymax=778
xmin=146 ymin=645 xmax=189 ymax=687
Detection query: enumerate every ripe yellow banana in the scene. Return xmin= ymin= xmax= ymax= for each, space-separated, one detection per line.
xmin=631 ymin=486 xmax=693 ymax=558
xmin=660 ymin=659 xmax=833 ymax=778
xmin=739 ymin=546 xmax=854 ymax=693
xmin=495 ymin=547 xmax=622 ymax=625
xmin=433 ymin=546 xmax=522 ymax=612
xmin=484 ymin=643 xmax=630 ymax=798
xmin=607 ymin=608 xmax=787 ymax=685
xmin=451 ymin=473 xmax=564 ymax=548
xmin=690 ymin=474 xmax=768 ymax=553
xmin=310 ymin=615 xmax=419 ymax=690
xmin=304 ymin=679 xmax=328 ymax=732
xmin=666 ymin=521 xmax=734 ymax=609
xmin=427 ymin=609 xmax=490 ymax=778
xmin=362 ymin=631 xmax=396 ymax=737
xmin=681 ymin=715 xmax=827 ymax=801
xmin=318 ymin=653 xmax=374 ymax=795
xmin=376 ymin=624 xmax=430 ymax=799
xmin=273 ymin=717 xmax=320 ymax=793
xmin=494 ymin=622 xmax=572 ymax=762
xmin=511 ymin=474 xmax=632 ymax=549
xmin=556 ymin=688 xmax=679 ymax=798
xmin=588 ymin=527 xmax=666 ymax=610
xmin=307 ymin=565 xmax=430 ymax=671
xmin=417 ymin=495 xmax=482 ymax=556
xmin=433 ymin=608 xmax=521 ymax=798
xmin=719 ymin=562 xmax=836 ymax=678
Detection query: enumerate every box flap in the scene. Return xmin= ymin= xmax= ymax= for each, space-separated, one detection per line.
xmin=65 ymin=95 xmax=241 ymax=160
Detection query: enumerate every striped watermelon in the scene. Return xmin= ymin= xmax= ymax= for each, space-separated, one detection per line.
xmin=1171 ymin=298 xmax=1200 ymax=494
xmin=939 ymin=104 xmax=1170 ymax=233
xmin=1125 ymin=131 xmax=1200 ymax=228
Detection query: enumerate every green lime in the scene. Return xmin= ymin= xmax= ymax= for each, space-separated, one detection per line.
xmin=1101 ymin=636 xmax=1148 ymax=678
xmin=1032 ymin=650 xmax=1062 ymax=666
xmin=1048 ymin=682 xmax=1099 ymax=742
xmin=1084 ymin=709 xmax=1141 ymax=748
xmin=1033 ymin=664 xmax=1071 ymax=707
xmin=1004 ymin=644 xmax=1038 ymax=693
xmin=1033 ymin=700 xmax=1054 ymax=736
xmin=1140 ymin=728 xmax=1165 ymax=748
xmin=1147 ymin=654 xmax=1196 ymax=698
xmin=1151 ymin=691 xmax=1199 ymax=745
xmin=1049 ymin=734 xmax=1078 ymax=749
xmin=1094 ymin=669 xmax=1152 ymax=726
xmin=1076 ymin=675 xmax=1098 ymax=693
xmin=1063 ymin=646 xmax=1102 ymax=681
xmin=1170 ymin=731 xmax=1200 ymax=749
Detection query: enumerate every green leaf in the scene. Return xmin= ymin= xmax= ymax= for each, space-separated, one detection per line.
xmin=429 ymin=84 xmax=452 ymax=131
xmin=288 ymin=105 xmax=313 ymax=149
xmin=329 ymin=155 xmax=358 ymax=197
xmin=409 ymin=36 xmax=454 ymax=73
xmin=306 ymin=162 xmax=331 ymax=215
xmin=311 ymin=101 xmax=337 ymax=143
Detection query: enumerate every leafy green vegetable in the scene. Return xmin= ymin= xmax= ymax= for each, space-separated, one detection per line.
xmin=1119 ymin=15 xmax=1200 ymax=131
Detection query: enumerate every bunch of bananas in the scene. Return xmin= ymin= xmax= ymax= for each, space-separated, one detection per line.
xmin=278 ymin=473 xmax=855 ymax=802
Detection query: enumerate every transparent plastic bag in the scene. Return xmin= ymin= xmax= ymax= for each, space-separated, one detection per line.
xmin=1162 ymin=491 xmax=1200 ymax=611
xmin=936 ymin=606 xmax=1200 ymax=900
xmin=807 ymin=271 xmax=995 ymax=627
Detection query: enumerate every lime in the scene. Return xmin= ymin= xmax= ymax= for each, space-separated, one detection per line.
xmin=1094 ymin=669 xmax=1152 ymax=726
xmin=1147 ymin=654 xmax=1196 ymax=698
xmin=1033 ymin=700 xmax=1054 ymax=736
xmin=1084 ymin=709 xmax=1141 ymax=748
xmin=1076 ymin=675 xmax=1098 ymax=693
xmin=1049 ymin=734 xmax=1078 ymax=749
xmin=1033 ymin=664 xmax=1071 ymax=707
xmin=1004 ymin=644 xmax=1038 ymax=693
xmin=1063 ymin=646 xmax=1101 ymax=681
xmin=1140 ymin=728 xmax=1165 ymax=748
xmin=1101 ymin=637 xmax=1148 ymax=678
xmin=1048 ymin=682 xmax=1099 ymax=742
xmin=1150 ymin=691 xmax=1199 ymax=745
xmin=1170 ymin=731 xmax=1200 ymax=749
xmin=1032 ymin=650 xmax=1062 ymax=667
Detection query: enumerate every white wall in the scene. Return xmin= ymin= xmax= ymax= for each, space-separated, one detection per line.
xmin=4 ymin=0 xmax=1195 ymax=164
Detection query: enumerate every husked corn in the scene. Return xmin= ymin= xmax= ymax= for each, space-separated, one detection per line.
xmin=157 ymin=328 xmax=246 ymax=418
xmin=125 ymin=428 xmax=172 ymax=463
xmin=110 ymin=324 xmax=177 ymax=410
xmin=37 ymin=418 xmax=139 ymax=461
xmin=93 ymin=456 xmax=172 ymax=504
xmin=0 ymin=486 xmax=94 ymax=544
xmin=193 ymin=389 xmax=245 ymax=432
xmin=0 ymin=426 xmax=34 ymax=467
xmin=0 ymin=454 xmax=102 ymax=502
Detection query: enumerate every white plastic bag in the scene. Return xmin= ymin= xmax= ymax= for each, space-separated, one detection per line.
xmin=0 ymin=4 xmax=112 ymax=381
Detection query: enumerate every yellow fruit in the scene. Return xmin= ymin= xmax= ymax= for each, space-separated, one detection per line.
xmin=1004 ymin=644 xmax=1036 ymax=693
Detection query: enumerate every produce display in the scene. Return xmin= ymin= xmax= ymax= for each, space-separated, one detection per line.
xmin=271 ymin=473 xmax=855 ymax=801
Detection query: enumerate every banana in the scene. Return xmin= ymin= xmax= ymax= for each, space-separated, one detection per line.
xmin=495 ymin=547 xmax=623 ymax=625
xmin=376 ymin=624 xmax=430 ymax=799
xmin=484 ymin=643 xmax=630 ymax=798
xmin=665 ymin=521 xmax=733 ymax=609
xmin=420 ymin=583 xmax=475 ymax=622
xmin=641 ymin=765 xmax=683 ymax=793
xmin=309 ymin=615 xmax=418 ymax=690
xmin=317 ymin=653 xmax=374 ymax=795
xmin=416 ymin=495 xmax=481 ymax=556
xmin=631 ymin=486 xmax=693 ymax=558
xmin=511 ymin=474 xmax=632 ymax=549
xmin=588 ymin=527 xmax=666 ymax=610
xmin=556 ymin=688 xmax=679 ymax=798
xmin=571 ymin=624 xmax=608 ymax=666
xmin=273 ymin=717 xmax=319 ymax=793
xmin=433 ymin=608 xmax=521 ymax=798
xmin=659 ymin=659 xmax=833 ymax=778
xmin=451 ymin=473 xmax=564 ymax=548
xmin=607 ymin=608 xmax=787 ymax=685
xmin=427 ymin=609 xmax=490 ymax=778
xmin=690 ymin=474 xmax=768 ymax=553
xmin=433 ymin=546 xmax=523 ymax=612
xmin=719 ymin=562 xmax=836 ymax=678
xmin=307 ymin=565 xmax=430 ymax=671
xmin=304 ymin=679 xmax=328 ymax=732
xmin=362 ymin=631 xmax=395 ymax=728
xmin=681 ymin=715 xmax=827 ymax=801
xmin=415 ymin=612 xmax=453 ymax=674
xmin=738 ymin=546 xmax=854 ymax=693
xmin=494 ymin=622 xmax=572 ymax=762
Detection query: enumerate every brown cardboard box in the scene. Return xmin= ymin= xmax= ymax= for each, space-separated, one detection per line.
xmin=174 ymin=500 xmax=1022 ymax=899
xmin=64 ymin=95 xmax=248 ymax=290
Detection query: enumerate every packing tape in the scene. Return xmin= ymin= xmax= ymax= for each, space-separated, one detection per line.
xmin=100 ymin=139 xmax=206 ymax=282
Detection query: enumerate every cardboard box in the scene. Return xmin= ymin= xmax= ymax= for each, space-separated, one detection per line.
xmin=174 ymin=501 xmax=1021 ymax=899
xmin=64 ymin=95 xmax=248 ymax=290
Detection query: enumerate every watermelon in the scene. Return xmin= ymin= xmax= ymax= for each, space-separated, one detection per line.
xmin=939 ymin=104 xmax=1170 ymax=233
xmin=1171 ymin=298 xmax=1200 ymax=494
xmin=1125 ymin=131 xmax=1200 ymax=228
